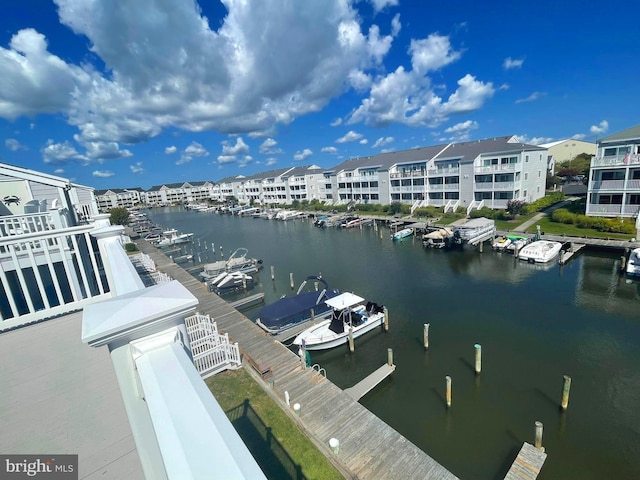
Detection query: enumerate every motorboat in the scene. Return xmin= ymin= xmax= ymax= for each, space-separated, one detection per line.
xmin=491 ymin=235 xmax=511 ymax=251
xmin=207 ymin=271 xmax=254 ymax=294
xmin=256 ymin=276 xmax=341 ymax=335
xmin=199 ymin=247 xmax=262 ymax=281
xmin=626 ymin=247 xmax=640 ymax=276
xmin=292 ymin=292 xmax=386 ymax=351
xmin=506 ymin=236 xmax=530 ymax=255
xmin=392 ymin=227 xmax=413 ymax=240
xmin=518 ymin=240 xmax=563 ymax=263
xmin=451 ymin=217 xmax=496 ymax=246
xmin=422 ymin=227 xmax=453 ymax=248
xmin=156 ymin=229 xmax=194 ymax=247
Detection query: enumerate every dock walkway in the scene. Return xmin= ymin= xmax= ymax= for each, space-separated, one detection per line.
xmin=504 ymin=443 xmax=547 ymax=480
xmin=344 ymin=363 xmax=396 ymax=400
xmin=133 ymin=239 xmax=459 ymax=479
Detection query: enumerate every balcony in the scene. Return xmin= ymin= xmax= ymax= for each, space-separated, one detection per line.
xmin=590 ymin=179 xmax=640 ymax=191
xmin=427 ymin=167 xmax=459 ymax=177
xmin=591 ymin=154 xmax=640 ymax=168
xmin=474 ymin=164 xmax=517 ymax=174
xmin=474 ymin=182 xmax=516 ymax=191
xmin=390 ymin=170 xmax=425 ymax=179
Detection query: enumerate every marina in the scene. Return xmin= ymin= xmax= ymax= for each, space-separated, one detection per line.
xmin=144 ymin=206 xmax=640 ymax=479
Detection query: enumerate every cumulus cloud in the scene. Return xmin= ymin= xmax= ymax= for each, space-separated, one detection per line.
xmin=360 ymin=139 xmax=368 ymax=144
xmin=590 ymin=120 xmax=609 ymax=135
xmin=336 ymin=130 xmax=364 ymax=143
xmin=41 ymin=140 xmax=89 ymax=165
xmin=571 ymin=133 xmax=586 ymax=140
xmin=260 ymin=137 xmax=281 ymax=154
xmin=77 ymin=138 xmax=132 ymax=160
xmin=185 ymin=141 xmax=209 ymax=157
xmin=372 ymin=136 xmax=394 ymax=148
xmin=444 ymin=120 xmax=478 ymax=141
xmin=410 ymin=34 xmax=461 ymax=74
xmin=515 ymin=91 xmax=546 ymax=104
xmin=266 ymin=157 xmax=277 ymax=166
xmin=92 ymin=170 xmax=114 ymax=177
xmin=515 ymin=135 xmax=554 ymax=145
xmin=165 ymin=145 xmax=177 ymax=154
xmin=503 ymin=57 xmax=524 ymax=69
xmin=238 ymin=155 xmax=253 ymax=167
xmin=222 ymin=137 xmax=249 ymax=156
xmin=330 ymin=118 xmax=343 ymax=127
xmin=370 ymin=0 xmax=399 ymax=13
xmin=217 ymin=155 xmax=237 ymax=164
xmin=294 ymin=148 xmax=313 ymax=161
xmin=54 ymin=168 xmax=64 ymax=174
xmin=322 ymin=146 xmax=338 ymax=154
xmin=130 ymin=162 xmax=144 ymax=174
xmin=5 ymin=138 xmax=27 ymax=151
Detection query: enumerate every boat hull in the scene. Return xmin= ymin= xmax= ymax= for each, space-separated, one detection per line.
xmin=293 ymin=312 xmax=384 ymax=350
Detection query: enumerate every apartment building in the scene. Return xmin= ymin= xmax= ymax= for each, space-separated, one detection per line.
xmin=144 ymin=181 xmax=214 ymax=206
xmin=586 ymin=125 xmax=640 ymax=218
xmin=95 ymin=187 xmax=145 ymax=211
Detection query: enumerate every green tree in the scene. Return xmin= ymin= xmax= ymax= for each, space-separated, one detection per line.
xmin=109 ymin=207 xmax=130 ymax=226
xmin=389 ymin=202 xmax=403 ymax=215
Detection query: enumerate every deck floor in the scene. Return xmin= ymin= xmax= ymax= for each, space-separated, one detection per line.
xmin=136 ymin=239 xmax=459 ymax=479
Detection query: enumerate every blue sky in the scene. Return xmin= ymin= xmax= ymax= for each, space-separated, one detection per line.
xmin=1 ymin=0 xmax=638 ymax=189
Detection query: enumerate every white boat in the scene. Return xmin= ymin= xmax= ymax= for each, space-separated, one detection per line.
xmin=422 ymin=227 xmax=453 ymax=248
xmin=156 ymin=229 xmax=194 ymax=247
xmin=626 ymin=247 xmax=640 ymax=276
xmin=292 ymin=292 xmax=386 ymax=351
xmin=518 ymin=240 xmax=563 ymax=263
xmin=452 ymin=217 xmax=496 ymax=244
xmin=506 ymin=236 xmax=530 ymax=255
xmin=492 ymin=235 xmax=511 ymax=251
xmin=199 ymin=247 xmax=262 ymax=281
xmin=392 ymin=227 xmax=414 ymax=240
xmin=207 ymin=271 xmax=254 ymax=293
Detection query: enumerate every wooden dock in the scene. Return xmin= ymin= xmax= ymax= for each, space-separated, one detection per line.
xmin=344 ymin=363 xmax=396 ymax=400
xmin=504 ymin=443 xmax=547 ymax=480
xmin=133 ymin=238 xmax=459 ymax=480
xmin=229 ymin=292 xmax=265 ymax=311
xmin=558 ymin=243 xmax=586 ymax=265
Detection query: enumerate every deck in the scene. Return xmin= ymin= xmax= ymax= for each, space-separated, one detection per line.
xmin=504 ymin=443 xmax=547 ymax=480
xmin=344 ymin=363 xmax=396 ymax=400
xmin=134 ymin=238 xmax=459 ymax=479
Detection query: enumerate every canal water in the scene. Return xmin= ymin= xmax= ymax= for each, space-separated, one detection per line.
xmin=146 ymin=207 xmax=640 ymax=480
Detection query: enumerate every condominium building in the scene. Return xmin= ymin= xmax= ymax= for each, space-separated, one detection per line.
xmin=95 ymin=187 xmax=145 ymax=211
xmin=586 ymin=125 xmax=640 ymax=217
xmin=144 ymin=181 xmax=214 ymax=206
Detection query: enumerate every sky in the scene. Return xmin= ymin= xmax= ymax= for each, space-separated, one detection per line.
xmin=1 ymin=0 xmax=639 ymax=190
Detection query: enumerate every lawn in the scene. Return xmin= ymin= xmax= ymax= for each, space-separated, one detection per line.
xmin=207 ymin=368 xmax=343 ymax=480
xmin=525 ymin=217 xmax=635 ymax=240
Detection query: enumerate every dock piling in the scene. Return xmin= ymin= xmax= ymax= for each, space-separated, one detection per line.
xmin=285 ymin=390 xmax=290 ymax=407
xmin=383 ymin=306 xmax=389 ymax=332
xmin=271 ymin=265 xmax=275 ymax=281
xmin=348 ymin=327 xmax=354 ymax=353
xmin=290 ymin=272 xmax=294 ymax=289
xmin=474 ymin=344 xmax=482 ymax=374
xmin=329 ymin=438 xmax=340 ymax=455
xmin=310 ymin=308 xmax=315 ymax=323
xmin=387 ymin=348 xmax=394 ymax=366
xmin=561 ymin=375 xmax=571 ymax=410
xmin=479 ymin=241 xmax=483 ymax=253
xmin=423 ymin=323 xmax=430 ymax=350
xmin=534 ymin=421 xmax=544 ymax=450
xmin=445 ymin=376 xmax=452 ymax=408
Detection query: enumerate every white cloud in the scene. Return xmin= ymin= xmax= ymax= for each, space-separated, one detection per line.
xmin=322 ymin=146 xmax=338 ymax=154
xmin=294 ymin=148 xmax=313 ymax=161
xmin=444 ymin=120 xmax=478 ymax=141
xmin=330 ymin=118 xmax=343 ymax=127
xmin=184 ymin=141 xmax=209 ymax=157
xmin=176 ymin=154 xmax=192 ymax=165
xmin=222 ymin=137 xmax=249 ymax=156
xmin=440 ymin=75 xmax=495 ymax=114
xmin=260 ymin=137 xmax=279 ymax=154
xmin=5 ymin=138 xmax=27 ymax=151
xmin=29 ymin=122 xmax=35 ymax=129
xmin=266 ymin=157 xmax=277 ymax=165
xmin=515 ymin=91 xmax=546 ymax=104
xmin=590 ymin=120 xmax=609 ymax=135
xmin=130 ymin=162 xmax=144 ymax=174
xmin=92 ymin=170 xmax=114 ymax=177
xmin=370 ymin=0 xmax=399 ymax=13
xmin=165 ymin=145 xmax=177 ymax=154
xmin=372 ymin=136 xmax=394 ymax=148
xmin=515 ymin=135 xmax=554 ymax=145
xmin=217 ymin=155 xmax=237 ymax=164
xmin=336 ymin=130 xmax=363 ymax=143
xmin=77 ymin=138 xmax=132 ymax=160
xmin=410 ymin=34 xmax=461 ymax=74
xmin=571 ymin=133 xmax=586 ymax=140
xmin=41 ymin=140 xmax=89 ymax=165
xmin=238 ymin=155 xmax=253 ymax=167
xmin=503 ymin=57 xmax=524 ymax=70
xmin=54 ymin=168 xmax=64 ymax=174
xmin=360 ymin=138 xmax=368 ymax=144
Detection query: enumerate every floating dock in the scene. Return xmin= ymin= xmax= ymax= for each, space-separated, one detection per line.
xmin=344 ymin=363 xmax=396 ymax=400
xmin=229 ymin=292 xmax=265 ymax=311
xmin=558 ymin=243 xmax=586 ymax=265
xmin=504 ymin=442 xmax=547 ymax=480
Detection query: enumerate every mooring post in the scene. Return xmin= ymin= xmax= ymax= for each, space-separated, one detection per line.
xmin=534 ymin=421 xmax=544 ymax=449
xmin=423 ymin=323 xmax=430 ymax=350
xmin=474 ymin=343 xmax=482 ymax=374
xmin=561 ymin=375 xmax=572 ymax=410
xmin=290 ymin=272 xmax=294 ymax=289
xmin=310 ymin=308 xmax=315 ymax=323
xmin=479 ymin=241 xmax=483 ymax=253
xmin=271 ymin=265 xmax=275 ymax=281
xmin=387 ymin=348 xmax=394 ymax=366
xmin=293 ymin=403 xmax=301 ymax=415
xmin=621 ymin=255 xmax=627 ymax=272
xmin=445 ymin=376 xmax=452 ymax=408
xmin=242 ymin=276 xmax=247 ymax=289
xmin=383 ymin=306 xmax=389 ymax=332
xmin=300 ymin=348 xmax=306 ymax=370
xmin=285 ymin=390 xmax=290 ymax=407
xmin=348 ymin=327 xmax=354 ymax=353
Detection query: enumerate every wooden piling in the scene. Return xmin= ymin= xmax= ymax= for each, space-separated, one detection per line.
xmin=561 ymin=375 xmax=571 ymax=410
xmin=348 ymin=327 xmax=354 ymax=353
xmin=479 ymin=241 xmax=483 ymax=253
xmin=310 ymin=308 xmax=315 ymax=323
xmin=270 ymin=265 xmax=275 ymax=281
xmin=383 ymin=306 xmax=389 ymax=332
xmin=621 ymin=255 xmax=627 ymax=272
xmin=534 ymin=421 xmax=543 ymax=449
xmin=387 ymin=348 xmax=394 ymax=366
xmin=474 ymin=344 xmax=482 ymax=374
xmin=290 ymin=272 xmax=294 ymax=289
xmin=445 ymin=376 xmax=452 ymax=408
xmin=423 ymin=323 xmax=430 ymax=350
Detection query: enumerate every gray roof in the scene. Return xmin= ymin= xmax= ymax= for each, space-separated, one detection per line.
xmin=600 ymin=125 xmax=640 ymax=143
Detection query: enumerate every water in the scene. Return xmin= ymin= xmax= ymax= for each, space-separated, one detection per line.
xmin=146 ymin=207 xmax=640 ymax=480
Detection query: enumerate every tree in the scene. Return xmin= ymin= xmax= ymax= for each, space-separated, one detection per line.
xmin=389 ymin=202 xmax=403 ymax=215
xmin=109 ymin=207 xmax=130 ymax=226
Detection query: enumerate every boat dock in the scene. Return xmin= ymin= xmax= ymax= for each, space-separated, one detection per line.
xmin=133 ymin=238 xmax=460 ymax=480
xmin=504 ymin=443 xmax=547 ymax=480
xmin=344 ymin=363 xmax=396 ymax=401
xmin=229 ymin=292 xmax=265 ymax=311
xmin=558 ymin=243 xmax=586 ymax=265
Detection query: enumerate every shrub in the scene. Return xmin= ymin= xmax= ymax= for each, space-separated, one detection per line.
xmin=124 ymin=243 xmax=138 ymax=252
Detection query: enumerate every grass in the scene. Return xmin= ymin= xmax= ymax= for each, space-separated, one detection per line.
xmin=494 ymin=213 xmax=537 ymax=231
xmin=524 ymin=217 xmax=635 ymax=240
xmin=207 ymin=368 xmax=343 ymax=480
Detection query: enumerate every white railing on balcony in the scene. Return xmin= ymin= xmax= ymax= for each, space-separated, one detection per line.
xmin=586 ymin=204 xmax=623 ymax=216
xmin=443 ymin=184 xmax=460 ymax=191
xmin=623 ymin=205 xmax=640 ymax=216
xmin=474 ymin=182 xmax=515 ymax=191
xmin=0 ymin=221 xmax=110 ymax=329
xmin=591 ymin=153 xmax=640 ymax=167
xmin=475 ymin=164 xmax=517 ymax=174
xmin=590 ymin=180 xmax=625 ymax=190
xmin=429 ymin=184 xmax=444 ymax=191
xmin=427 ymin=167 xmax=459 ymax=177
xmin=390 ymin=170 xmax=426 ymax=179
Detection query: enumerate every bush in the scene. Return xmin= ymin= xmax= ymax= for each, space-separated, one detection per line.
xmin=109 ymin=207 xmax=130 ymax=226
xmin=413 ymin=206 xmax=443 ymax=218
xmin=550 ymin=208 xmax=636 ymax=234
xmin=522 ymin=192 xmax=565 ymax=214
xmin=124 ymin=243 xmax=138 ymax=252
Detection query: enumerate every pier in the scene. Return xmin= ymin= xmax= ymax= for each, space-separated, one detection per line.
xmin=504 ymin=443 xmax=547 ymax=480
xmin=344 ymin=363 xmax=396 ymax=401
xmin=133 ymin=238 xmax=459 ymax=479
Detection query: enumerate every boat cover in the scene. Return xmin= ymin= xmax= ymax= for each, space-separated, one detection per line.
xmin=258 ymin=289 xmax=340 ymax=329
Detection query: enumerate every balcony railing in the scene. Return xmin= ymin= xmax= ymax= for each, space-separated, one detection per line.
xmin=589 ymin=179 xmax=640 ymax=191
xmin=427 ymin=168 xmax=459 ymax=177
xmin=591 ymin=154 xmax=640 ymax=167
xmin=390 ymin=171 xmax=425 ymax=179
xmin=474 ymin=164 xmax=517 ymax=174
xmin=474 ymin=182 xmax=515 ymax=191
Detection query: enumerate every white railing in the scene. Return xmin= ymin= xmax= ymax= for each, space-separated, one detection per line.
xmin=474 ymin=164 xmax=517 ymax=174
xmin=444 ymin=199 xmax=460 ymax=213
xmin=590 ymin=180 xmax=625 ymax=190
xmin=585 ymin=204 xmax=623 ymax=216
xmin=591 ymin=154 xmax=640 ymax=167
xmin=0 ymin=223 xmax=110 ymax=329
xmin=427 ymin=167 xmax=459 ymax=177
xmin=467 ymin=200 xmax=484 ymax=215
xmin=185 ymin=313 xmax=241 ymax=379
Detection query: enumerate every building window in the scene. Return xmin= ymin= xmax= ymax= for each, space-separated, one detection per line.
xmin=525 ymin=155 xmax=529 ymax=163
xmin=370 ymin=181 xmax=378 ymax=187
xmin=444 ymin=192 xmax=459 ymax=199
xmin=524 ymin=173 xmax=528 ymax=181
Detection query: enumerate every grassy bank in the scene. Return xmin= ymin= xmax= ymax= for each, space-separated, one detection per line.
xmin=207 ymin=368 xmax=343 ymax=480
xmin=524 ymin=217 xmax=634 ymax=240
